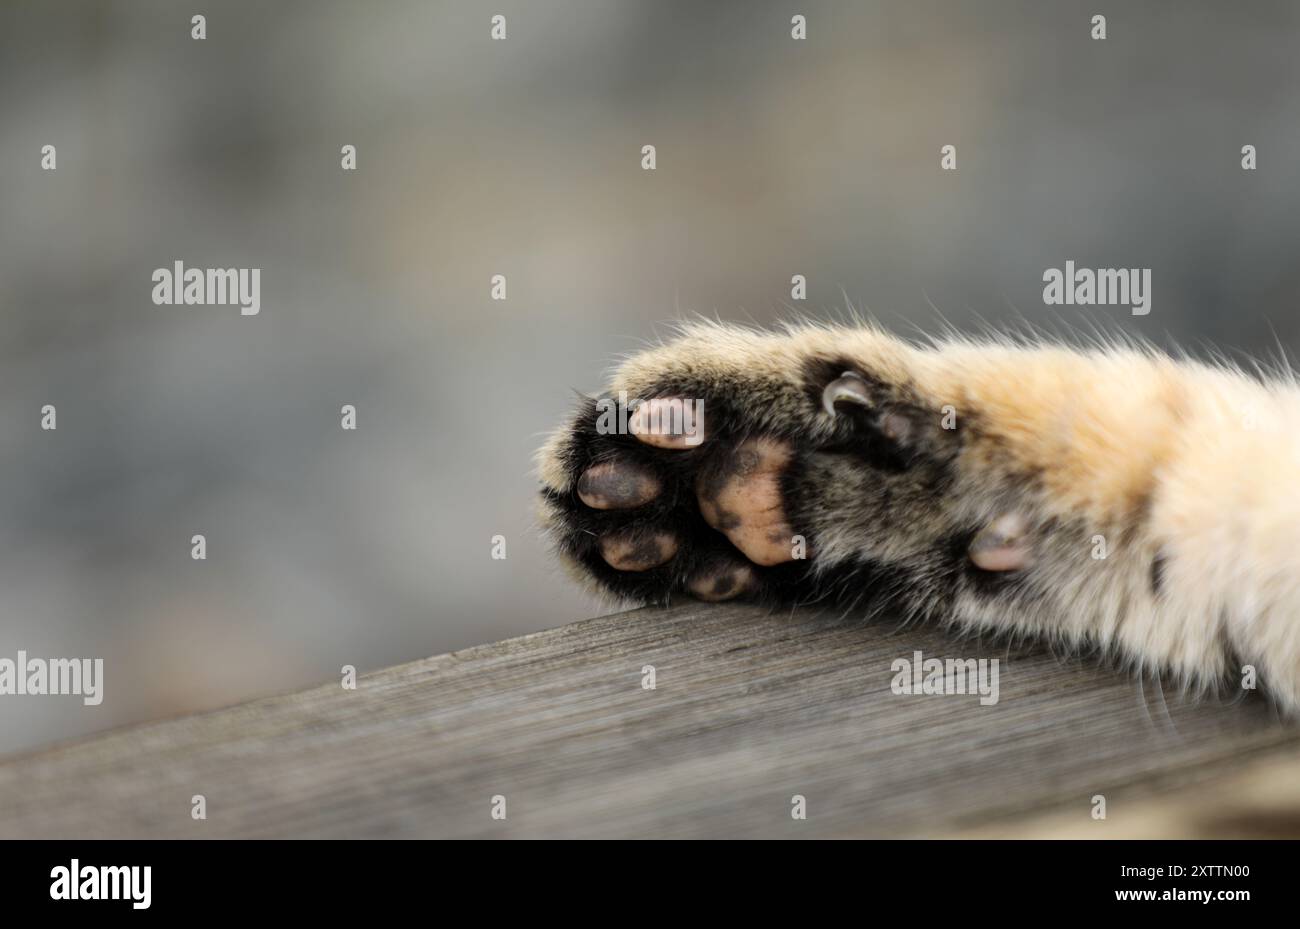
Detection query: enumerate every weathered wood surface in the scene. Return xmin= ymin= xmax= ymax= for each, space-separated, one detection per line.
xmin=1 ymin=602 xmax=1298 ymax=839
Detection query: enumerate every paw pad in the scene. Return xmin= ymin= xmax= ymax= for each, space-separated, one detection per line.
xmin=577 ymin=461 xmax=661 ymax=510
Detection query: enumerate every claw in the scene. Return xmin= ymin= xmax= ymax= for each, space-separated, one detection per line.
xmin=968 ymin=512 xmax=1033 ymax=572
xmin=821 ymin=371 xmax=873 ymax=417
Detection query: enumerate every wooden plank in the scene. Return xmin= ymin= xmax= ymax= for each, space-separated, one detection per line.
xmin=956 ymin=749 xmax=1300 ymax=838
xmin=0 ymin=602 xmax=1295 ymax=839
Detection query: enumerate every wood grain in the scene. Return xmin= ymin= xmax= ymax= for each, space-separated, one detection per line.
xmin=1 ymin=602 xmax=1297 ymax=838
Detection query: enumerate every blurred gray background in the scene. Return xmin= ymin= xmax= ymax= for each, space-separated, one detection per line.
xmin=2 ymin=0 xmax=1298 ymax=756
